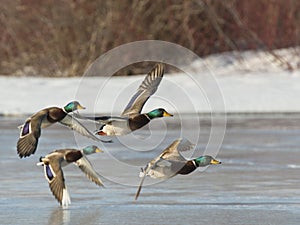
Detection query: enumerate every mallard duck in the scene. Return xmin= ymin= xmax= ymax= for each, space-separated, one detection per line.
xmin=17 ymin=101 xmax=111 ymax=158
xmin=135 ymin=138 xmax=221 ymax=200
xmin=79 ymin=63 xmax=173 ymax=136
xmin=37 ymin=145 xmax=104 ymax=207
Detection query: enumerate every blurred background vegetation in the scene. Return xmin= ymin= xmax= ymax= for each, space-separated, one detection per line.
xmin=1 ymin=0 xmax=299 ymax=76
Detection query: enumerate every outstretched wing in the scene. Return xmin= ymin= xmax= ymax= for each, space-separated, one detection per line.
xmin=143 ymin=138 xmax=195 ymax=179
xmin=59 ymin=114 xmax=112 ymax=143
xmin=135 ymin=138 xmax=193 ymax=200
xmin=135 ymin=171 xmax=146 ymax=200
xmin=158 ymin=138 xmax=195 ymax=161
xmin=75 ymin=156 xmax=104 ymax=187
xmin=42 ymin=158 xmax=71 ymax=207
xmin=17 ymin=110 xmax=47 ymax=158
xmin=121 ymin=63 xmax=164 ymax=117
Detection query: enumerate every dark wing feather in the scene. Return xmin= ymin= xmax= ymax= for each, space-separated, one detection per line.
xmin=48 ymin=167 xmax=65 ymax=205
xmin=17 ymin=132 xmax=39 ymax=158
xmin=59 ymin=114 xmax=112 ymax=143
xmin=121 ymin=63 xmax=164 ymax=117
xmin=43 ymin=158 xmax=70 ymax=206
xmin=17 ymin=110 xmax=47 ymax=158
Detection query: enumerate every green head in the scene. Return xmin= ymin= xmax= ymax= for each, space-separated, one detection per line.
xmin=82 ymin=145 xmax=103 ymax=155
xmin=147 ymin=108 xmax=173 ymax=119
xmin=194 ymin=155 xmax=221 ymax=167
xmin=64 ymin=101 xmax=85 ymax=113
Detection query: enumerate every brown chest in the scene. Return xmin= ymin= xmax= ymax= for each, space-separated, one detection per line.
xmin=128 ymin=115 xmax=150 ymax=131
xmin=65 ymin=150 xmax=83 ymax=163
xmin=47 ymin=107 xmax=67 ymax=123
xmin=171 ymin=161 xmax=197 ymax=175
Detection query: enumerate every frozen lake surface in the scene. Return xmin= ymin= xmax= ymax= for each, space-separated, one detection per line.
xmin=1 ymin=115 xmax=300 ymax=225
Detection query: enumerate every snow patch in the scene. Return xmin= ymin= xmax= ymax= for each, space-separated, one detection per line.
xmin=1 ymin=48 xmax=300 ymax=115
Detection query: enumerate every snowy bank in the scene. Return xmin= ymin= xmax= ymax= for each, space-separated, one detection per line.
xmin=1 ymin=48 xmax=300 ymax=116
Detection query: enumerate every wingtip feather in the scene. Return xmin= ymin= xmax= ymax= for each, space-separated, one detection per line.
xmin=61 ymin=188 xmax=71 ymax=207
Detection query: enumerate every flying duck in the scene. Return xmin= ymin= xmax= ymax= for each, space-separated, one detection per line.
xmin=37 ymin=145 xmax=104 ymax=207
xmin=79 ymin=63 xmax=173 ymax=136
xmin=135 ymin=138 xmax=221 ymax=200
xmin=17 ymin=101 xmax=111 ymax=158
